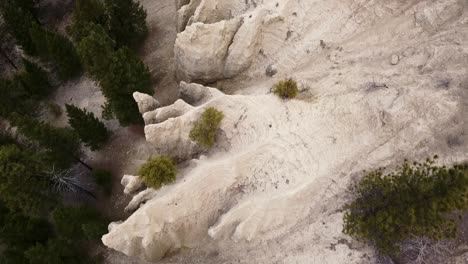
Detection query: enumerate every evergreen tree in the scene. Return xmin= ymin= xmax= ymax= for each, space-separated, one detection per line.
xmin=0 ymin=0 xmax=37 ymax=55
xmin=104 ymin=0 xmax=147 ymax=48
xmin=52 ymin=206 xmax=108 ymax=241
xmin=20 ymin=58 xmax=52 ymax=97
xmin=0 ymin=144 xmax=51 ymax=214
xmin=11 ymin=115 xmax=81 ymax=169
xmin=76 ymin=23 xmax=115 ymax=79
xmin=0 ymin=205 xmax=52 ymax=264
xmin=0 ymin=77 xmax=32 ymax=117
xmin=30 ymin=23 xmax=82 ymax=80
xmin=68 ymin=0 xmax=107 ymax=42
xmin=65 ymin=104 xmax=109 ymax=151
xmin=25 ymin=238 xmax=83 ymax=264
xmin=100 ymin=47 xmax=152 ymax=125
xmin=343 ymin=158 xmax=468 ymax=254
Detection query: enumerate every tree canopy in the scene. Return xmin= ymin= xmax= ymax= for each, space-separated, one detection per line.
xmin=0 ymin=0 xmax=37 ymax=55
xmin=343 ymin=158 xmax=468 ymax=254
xmin=0 ymin=144 xmax=51 ymax=214
xmin=30 ymin=23 xmax=82 ymax=80
xmin=11 ymin=115 xmax=81 ymax=169
xmin=66 ymin=104 xmax=110 ymax=151
xmin=104 ymin=0 xmax=147 ymax=48
xmin=100 ymin=47 xmax=152 ymax=125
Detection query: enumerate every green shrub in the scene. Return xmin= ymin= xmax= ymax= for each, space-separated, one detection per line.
xmin=343 ymin=157 xmax=468 ymax=254
xmin=273 ymin=78 xmax=299 ymax=99
xmin=138 ymin=156 xmax=176 ymax=189
xmin=189 ymin=107 xmax=224 ymax=148
xmin=92 ymin=169 xmax=113 ymax=196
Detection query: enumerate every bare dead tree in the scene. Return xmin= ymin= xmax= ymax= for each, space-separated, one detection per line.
xmin=44 ymin=165 xmax=96 ymax=199
xmin=397 ymin=236 xmax=455 ymax=264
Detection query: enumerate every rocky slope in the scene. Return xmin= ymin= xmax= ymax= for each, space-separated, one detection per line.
xmin=103 ymin=0 xmax=468 ymax=263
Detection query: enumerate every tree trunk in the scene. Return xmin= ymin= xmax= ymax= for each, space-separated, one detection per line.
xmin=73 ymin=155 xmax=93 ymax=171
xmin=0 ymin=46 xmax=18 ymax=70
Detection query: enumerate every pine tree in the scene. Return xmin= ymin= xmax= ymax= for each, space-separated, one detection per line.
xmin=100 ymin=47 xmax=152 ymax=126
xmin=68 ymin=0 xmax=107 ymax=42
xmin=0 ymin=144 xmax=51 ymax=215
xmin=0 ymin=1 xmax=37 ymax=55
xmin=65 ymin=104 xmax=109 ymax=151
xmin=11 ymin=115 xmax=82 ymax=169
xmin=30 ymin=24 xmax=82 ymax=80
xmin=76 ymin=23 xmax=115 ymax=79
xmin=104 ymin=0 xmax=147 ymax=48
xmin=20 ymin=58 xmax=52 ymax=98
xmin=343 ymin=158 xmax=468 ymax=254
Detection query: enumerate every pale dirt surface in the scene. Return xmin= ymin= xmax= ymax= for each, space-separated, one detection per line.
xmin=103 ymin=0 xmax=468 ymax=263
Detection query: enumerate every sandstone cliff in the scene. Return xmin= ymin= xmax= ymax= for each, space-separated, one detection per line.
xmin=103 ymin=0 xmax=468 ymax=263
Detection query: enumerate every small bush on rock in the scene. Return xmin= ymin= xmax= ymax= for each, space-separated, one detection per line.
xmin=138 ymin=156 xmax=176 ymax=189
xmin=189 ymin=107 xmax=224 ymax=148
xmin=273 ymin=78 xmax=299 ymax=99
xmin=343 ymin=157 xmax=468 ymax=254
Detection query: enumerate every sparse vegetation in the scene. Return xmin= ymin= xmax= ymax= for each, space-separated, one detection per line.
xmin=138 ymin=156 xmax=177 ymax=189
xmin=343 ymin=157 xmax=468 ymax=255
xmin=273 ymin=78 xmax=299 ymax=99
xmin=189 ymin=107 xmax=224 ymax=148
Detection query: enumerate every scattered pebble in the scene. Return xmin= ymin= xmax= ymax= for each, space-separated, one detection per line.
xmin=266 ymin=64 xmax=278 ymax=77
xmin=390 ymin=54 xmax=400 ymax=65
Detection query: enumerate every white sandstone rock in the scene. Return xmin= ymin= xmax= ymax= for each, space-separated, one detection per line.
xmin=121 ymin=175 xmax=145 ymax=195
xmin=390 ymin=54 xmax=400 ymax=65
xmin=133 ymin=92 xmax=160 ymax=114
xmin=125 ymin=189 xmax=158 ymax=213
xmin=174 ymin=18 xmax=242 ymax=83
xmin=104 ymin=0 xmax=468 ymax=263
xmin=178 ymin=81 xmax=223 ymax=106
xmin=143 ymin=99 xmax=194 ymax=125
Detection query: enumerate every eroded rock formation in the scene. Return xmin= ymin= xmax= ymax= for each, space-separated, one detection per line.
xmin=103 ymin=0 xmax=468 ymax=263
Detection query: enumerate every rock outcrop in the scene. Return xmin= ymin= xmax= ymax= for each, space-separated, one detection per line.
xmin=133 ymin=92 xmax=160 ymax=114
xmin=103 ymin=0 xmax=468 ymax=263
xmin=121 ymin=175 xmax=145 ymax=195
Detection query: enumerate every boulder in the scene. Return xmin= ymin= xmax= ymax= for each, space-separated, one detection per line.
xmin=143 ymin=99 xmax=194 ymax=125
xmin=133 ymin=92 xmax=160 ymax=114
xmin=179 ymin=81 xmax=223 ymax=106
xmin=121 ymin=175 xmax=145 ymax=195
xmin=175 ymin=18 xmax=242 ymax=83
